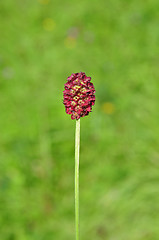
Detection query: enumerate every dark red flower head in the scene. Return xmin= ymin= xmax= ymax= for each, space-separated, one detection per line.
xmin=63 ymin=72 xmax=95 ymax=120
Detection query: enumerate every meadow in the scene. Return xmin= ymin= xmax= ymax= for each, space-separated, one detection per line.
xmin=0 ymin=0 xmax=159 ymax=239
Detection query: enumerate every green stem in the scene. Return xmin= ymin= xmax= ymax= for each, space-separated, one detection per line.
xmin=75 ymin=119 xmax=80 ymax=240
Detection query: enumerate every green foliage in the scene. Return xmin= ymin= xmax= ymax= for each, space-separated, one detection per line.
xmin=0 ymin=0 xmax=159 ymax=239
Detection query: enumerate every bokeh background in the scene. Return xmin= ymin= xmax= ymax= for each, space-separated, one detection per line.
xmin=0 ymin=0 xmax=159 ymax=239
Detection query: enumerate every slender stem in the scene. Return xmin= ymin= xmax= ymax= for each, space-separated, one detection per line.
xmin=75 ymin=119 xmax=80 ymax=240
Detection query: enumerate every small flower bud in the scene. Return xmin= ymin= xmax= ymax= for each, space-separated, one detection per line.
xmin=63 ymin=72 xmax=95 ymax=120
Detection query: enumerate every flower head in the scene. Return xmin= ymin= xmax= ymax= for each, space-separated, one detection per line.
xmin=63 ymin=72 xmax=95 ymax=120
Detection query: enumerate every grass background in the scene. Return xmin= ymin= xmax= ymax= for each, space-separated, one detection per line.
xmin=0 ymin=0 xmax=159 ymax=239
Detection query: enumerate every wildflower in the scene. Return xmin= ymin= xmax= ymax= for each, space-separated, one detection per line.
xmin=63 ymin=72 xmax=95 ymax=120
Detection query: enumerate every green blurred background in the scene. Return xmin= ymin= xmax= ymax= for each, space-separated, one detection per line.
xmin=0 ymin=0 xmax=159 ymax=239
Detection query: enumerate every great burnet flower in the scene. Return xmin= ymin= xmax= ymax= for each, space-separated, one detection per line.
xmin=63 ymin=72 xmax=95 ymax=120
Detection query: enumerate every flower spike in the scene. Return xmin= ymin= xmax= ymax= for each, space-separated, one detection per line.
xmin=63 ymin=72 xmax=95 ymax=120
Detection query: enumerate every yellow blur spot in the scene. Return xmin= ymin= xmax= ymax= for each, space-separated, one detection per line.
xmin=43 ymin=18 xmax=55 ymax=31
xmin=64 ymin=36 xmax=76 ymax=48
xmin=101 ymin=102 xmax=115 ymax=114
xmin=38 ymin=0 xmax=50 ymax=4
